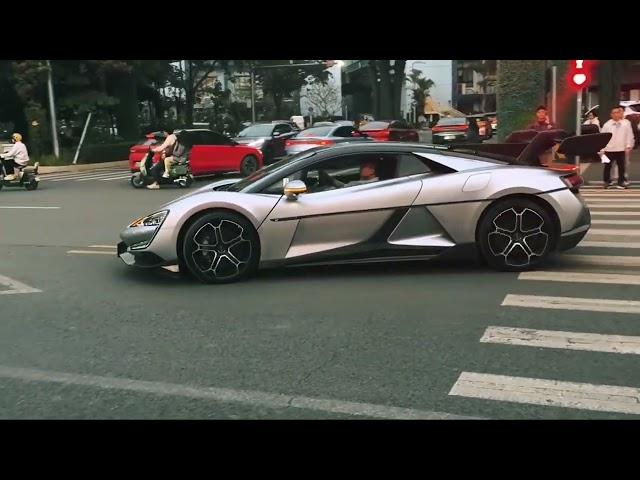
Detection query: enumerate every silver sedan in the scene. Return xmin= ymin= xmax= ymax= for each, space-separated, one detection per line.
xmin=284 ymin=124 xmax=371 ymax=156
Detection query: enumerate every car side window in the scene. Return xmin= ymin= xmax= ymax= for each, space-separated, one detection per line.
xmin=333 ymin=126 xmax=355 ymax=137
xmin=200 ymin=131 xmax=231 ymax=145
xmin=396 ymin=154 xmax=431 ymax=177
xmin=274 ymin=124 xmax=292 ymax=135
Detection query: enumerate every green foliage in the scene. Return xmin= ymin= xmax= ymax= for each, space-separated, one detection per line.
xmin=76 ymin=142 xmax=133 ymax=164
xmin=405 ymin=69 xmax=435 ymax=119
xmin=496 ymin=60 xmax=546 ymax=140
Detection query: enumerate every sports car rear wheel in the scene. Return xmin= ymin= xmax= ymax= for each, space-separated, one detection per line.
xmin=182 ymin=211 xmax=259 ymax=284
xmin=478 ymin=198 xmax=555 ymax=271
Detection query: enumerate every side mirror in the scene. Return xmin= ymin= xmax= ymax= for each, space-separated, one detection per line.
xmin=273 ymin=131 xmax=282 ymax=138
xmin=284 ymin=180 xmax=307 ymax=199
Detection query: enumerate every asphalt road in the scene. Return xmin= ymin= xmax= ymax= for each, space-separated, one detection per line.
xmin=1 ymin=167 xmax=640 ymax=419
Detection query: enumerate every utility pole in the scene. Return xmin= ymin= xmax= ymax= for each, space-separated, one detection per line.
xmin=46 ymin=60 xmax=60 ymax=159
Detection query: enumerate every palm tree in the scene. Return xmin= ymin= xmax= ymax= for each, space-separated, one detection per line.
xmin=406 ymin=69 xmax=435 ymax=123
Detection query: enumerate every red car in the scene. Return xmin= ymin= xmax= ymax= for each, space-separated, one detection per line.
xmin=358 ymin=120 xmax=419 ymax=142
xmin=128 ymin=129 xmax=264 ymax=177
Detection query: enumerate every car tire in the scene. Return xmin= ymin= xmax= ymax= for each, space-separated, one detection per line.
xmin=131 ymin=173 xmax=145 ymax=189
xmin=478 ymin=197 xmax=555 ymax=272
xmin=240 ymin=155 xmax=259 ymax=176
xmin=181 ymin=211 xmax=260 ymax=284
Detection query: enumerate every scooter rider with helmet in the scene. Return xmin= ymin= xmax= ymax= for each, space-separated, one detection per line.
xmin=1 ymin=133 xmax=29 ymax=181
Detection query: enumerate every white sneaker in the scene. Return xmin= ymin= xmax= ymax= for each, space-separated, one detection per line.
xmin=162 ymin=172 xmax=170 ymax=178
xmin=3 ymin=174 xmax=15 ymax=181
xmin=146 ymin=183 xmax=160 ymax=190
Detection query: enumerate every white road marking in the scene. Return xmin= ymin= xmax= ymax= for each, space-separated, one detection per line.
xmin=0 ymin=274 xmax=42 ymax=295
xmin=0 ymin=206 xmax=60 ymax=210
xmin=587 ymin=229 xmax=640 ymax=236
xmin=162 ymin=265 xmax=180 ymax=273
xmin=98 ymin=175 xmax=132 ymax=181
xmin=562 ymin=254 xmax=640 ymax=267
xmin=585 ymin=198 xmax=640 ymax=202
xmin=518 ymin=271 xmax=640 ymax=286
xmin=449 ymin=372 xmax=640 ymax=416
xmin=0 ymin=365 xmax=480 ymax=420
xmin=47 ymin=171 xmax=128 ymax=182
xmin=481 ymin=326 xmax=640 ymax=355
xmin=588 ymin=205 xmax=640 ymax=209
xmin=75 ymin=173 xmax=131 ymax=182
xmin=501 ymin=294 xmax=640 ymax=314
xmin=67 ymin=250 xmax=114 ymax=255
xmin=88 ymin=245 xmax=116 ymax=249
xmin=591 ymin=219 xmax=640 ymax=225
xmin=590 ymin=211 xmax=640 ymax=216
xmin=579 ymin=241 xmax=640 ymax=248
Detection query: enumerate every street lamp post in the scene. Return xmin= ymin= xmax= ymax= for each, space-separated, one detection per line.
xmin=46 ymin=60 xmax=60 ymax=159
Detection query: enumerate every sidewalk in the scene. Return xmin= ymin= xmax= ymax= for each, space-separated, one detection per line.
xmin=581 ymin=150 xmax=640 ymax=185
xmin=38 ymin=160 xmax=129 ymax=174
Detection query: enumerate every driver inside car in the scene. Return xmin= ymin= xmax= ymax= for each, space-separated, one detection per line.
xmin=318 ymin=158 xmax=380 ymax=189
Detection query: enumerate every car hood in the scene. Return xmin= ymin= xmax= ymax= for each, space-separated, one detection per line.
xmin=160 ymin=177 xmax=243 ymax=208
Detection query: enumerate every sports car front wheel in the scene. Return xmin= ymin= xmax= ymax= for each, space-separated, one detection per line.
xmin=478 ymin=198 xmax=555 ymax=271
xmin=181 ymin=211 xmax=260 ymax=284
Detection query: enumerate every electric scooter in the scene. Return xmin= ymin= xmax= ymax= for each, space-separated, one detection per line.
xmin=130 ymin=149 xmax=193 ymax=189
xmin=0 ymin=162 xmax=40 ymax=191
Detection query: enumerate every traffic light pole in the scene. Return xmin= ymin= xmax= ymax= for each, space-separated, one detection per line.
xmin=575 ymin=89 xmax=583 ymax=169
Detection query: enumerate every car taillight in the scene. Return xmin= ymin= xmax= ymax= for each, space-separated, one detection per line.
xmin=562 ymin=172 xmax=584 ymax=192
xmin=285 ymin=140 xmax=293 ymax=146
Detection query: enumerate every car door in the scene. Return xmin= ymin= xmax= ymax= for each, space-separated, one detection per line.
xmin=271 ymin=123 xmax=295 ymax=158
xmin=190 ymin=130 xmax=239 ymax=175
xmin=261 ymin=153 xmax=423 ymax=263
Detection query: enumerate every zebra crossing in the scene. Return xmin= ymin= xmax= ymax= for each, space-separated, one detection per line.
xmin=449 ymin=186 xmax=640 ymax=417
xmin=39 ymin=168 xmax=132 ymax=183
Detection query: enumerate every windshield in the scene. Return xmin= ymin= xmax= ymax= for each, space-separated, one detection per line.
xmin=226 ymin=151 xmax=318 ymax=192
xmin=237 ymin=124 xmax=274 ymax=137
xmin=436 ymin=118 xmax=467 ymax=126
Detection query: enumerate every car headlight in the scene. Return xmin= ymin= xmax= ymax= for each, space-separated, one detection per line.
xmin=248 ymin=139 xmax=265 ymax=148
xmin=129 ymin=210 xmax=169 ymax=228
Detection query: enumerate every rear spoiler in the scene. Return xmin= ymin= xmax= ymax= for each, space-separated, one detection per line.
xmin=449 ymin=129 xmax=611 ymax=167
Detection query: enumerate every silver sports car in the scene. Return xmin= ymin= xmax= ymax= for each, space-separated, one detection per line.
xmin=117 ymin=133 xmax=607 ymax=284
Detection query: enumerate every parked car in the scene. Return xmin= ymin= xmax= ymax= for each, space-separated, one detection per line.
xmin=284 ymin=123 xmax=372 ymax=155
xmin=432 ymin=117 xmax=484 ymax=144
xmin=358 ymin=120 xmax=419 ymax=142
xmin=128 ymin=129 xmax=263 ymax=177
xmin=466 ymin=114 xmax=493 ymax=140
xmin=233 ymin=122 xmax=298 ymax=163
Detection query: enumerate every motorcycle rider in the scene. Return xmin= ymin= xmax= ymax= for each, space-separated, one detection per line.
xmin=1 ymin=133 xmax=29 ymax=181
xmin=147 ymin=127 xmax=177 ymax=189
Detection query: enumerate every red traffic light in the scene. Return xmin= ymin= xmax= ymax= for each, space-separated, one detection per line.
xmin=568 ymin=60 xmax=590 ymax=91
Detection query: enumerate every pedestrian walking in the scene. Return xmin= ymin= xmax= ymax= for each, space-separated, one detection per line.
xmin=583 ymin=111 xmax=600 ymax=131
xmin=600 ymin=105 xmax=634 ymax=189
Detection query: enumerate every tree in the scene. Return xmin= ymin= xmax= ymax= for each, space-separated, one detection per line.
xmin=253 ymin=60 xmax=329 ymax=119
xmin=405 ymin=69 xmax=435 ymax=121
xmin=496 ymin=60 xmax=546 ymax=140
xmin=302 ymin=79 xmax=342 ymax=117
xmin=597 ymin=60 xmax=626 ymax=125
xmin=367 ymin=60 xmax=407 ymax=119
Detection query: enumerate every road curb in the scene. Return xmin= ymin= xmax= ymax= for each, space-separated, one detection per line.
xmin=38 ymin=160 xmax=129 ymax=174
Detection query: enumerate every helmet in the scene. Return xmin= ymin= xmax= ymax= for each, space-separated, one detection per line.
xmin=11 ymin=133 xmax=22 ymax=142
